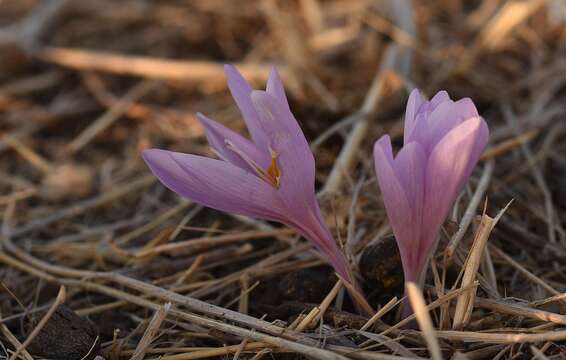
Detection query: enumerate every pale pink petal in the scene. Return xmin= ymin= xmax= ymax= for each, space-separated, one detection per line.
xmin=424 ymin=98 xmax=479 ymax=150
xmin=393 ymin=142 xmax=426 ymax=208
xmin=288 ymin=209 xmax=351 ymax=282
xmin=197 ymin=113 xmax=271 ymax=170
xmin=143 ymin=149 xmax=285 ymax=221
xmin=266 ymin=67 xmax=290 ymax=111
xmin=388 ymin=140 xmax=427 ymax=282
xmin=224 ymin=65 xmax=270 ymax=151
xmin=464 ymin=117 xmax=489 ymax=178
xmin=429 ymin=90 xmax=450 ymax=108
xmin=420 ymin=117 xmax=488 ymax=265
xmin=404 ymin=89 xmax=425 ymax=143
xmin=250 ymin=90 xmax=315 ymax=220
xmin=373 ymin=136 xmax=420 ymax=280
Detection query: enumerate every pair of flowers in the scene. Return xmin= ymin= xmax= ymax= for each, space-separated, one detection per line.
xmin=143 ymin=65 xmax=489 ymax=309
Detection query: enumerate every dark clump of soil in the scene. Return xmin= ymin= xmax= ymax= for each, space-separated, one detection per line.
xmin=25 ymin=305 xmax=99 ymax=360
xmin=277 ymin=267 xmax=337 ymax=303
xmin=359 ymin=236 xmax=404 ymax=308
xmin=252 ymin=266 xmax=342 ymax=321
xmin=252 ymin=266 xmax=337 ymax=308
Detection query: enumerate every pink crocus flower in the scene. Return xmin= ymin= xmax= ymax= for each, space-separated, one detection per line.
xmin=143 ymin=65 xmax=355 ymax=289
xmin=373 ymin=89 xmax=489 ymax=302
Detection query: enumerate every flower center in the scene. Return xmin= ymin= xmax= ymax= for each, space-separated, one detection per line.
xmin=224 ymin=140 xmax=281 ymax=188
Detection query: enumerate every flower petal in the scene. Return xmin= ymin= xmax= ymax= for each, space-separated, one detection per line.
xmin=393 ymin=141 xmax=426 ymax=208
xmin=197 ymin=113 xmax=271 ymax=171
xmin=374 ymin=136 xmax=421 ymax=280
xmin=143 ymin=149 xmax=285 ymax=220
xmin=404 ymin=89 xmax=425 ymax=144
xmin=248 ymin=84 xmax=347 ymax=277
xmin=421 ymin=117 xmax=488 ymax=264
xmin=224 ymin=65 xmax=270 ymax=151
xmin=250 ymin=90 xmax=316 ymax=219
xmin=288 ymin=207 xmax=351 ymax=281
xmin=266 ymin=67 xmax=290 ymax=111
xmin=424 ymin=98 xmax=479 ymax=149
xmin=429 ymin=90 xmax=450 ymax=108
xmin=465 ymin=117 xmax=489 ymax=178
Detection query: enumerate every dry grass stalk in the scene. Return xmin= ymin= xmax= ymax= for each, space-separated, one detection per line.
xmin=308 ymin=279 xmax=343 ymax=327
xmin=455 ymin=0 xmax=546 ymax=73
xmin=434 ymin=329 xmax=566 ymax=344
xmin=360 ymin=296 xmax=399 ymax=331
xmin=0 ymin=316 xmax=34 ymax=360
xmin=238 ymin=274 xmax=250 ymax=315
xmin=38 ymin=47 xmax=286 ymax=84
xmin=452 ymin=214 xmax=495 ymax=329
xmin=480 ymin=129 xmax=540 ymax=161
xmin=135 ymin=228 xmax=295 ymax=258
xmin=530 ymin=345 xmax=551 ymax=360
xmin=130 ymin=302 xmax=171 ymax=360
xmin=477 ymin=0 xmax=546 ymax=51
xmin=406 ymin=282 xmax=443 ymax=360
xmin=474 ymin=297 xmax=566 ymax=326
xmin=152 ymin=342 xmax=268 ymax=360
xmin=382 ymin=282 xmax=479 ymax=336
xmin=295 ymin=307 xmax=320 ymax=332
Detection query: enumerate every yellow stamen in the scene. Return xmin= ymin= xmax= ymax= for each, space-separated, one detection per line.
xmin=265 ymin=150 xmax=281 ymax=188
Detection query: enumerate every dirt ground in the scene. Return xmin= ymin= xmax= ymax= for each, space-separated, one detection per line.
xmin=0 ymin=0 xmax=565 ymax=359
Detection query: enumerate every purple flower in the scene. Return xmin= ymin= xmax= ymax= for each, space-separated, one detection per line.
xmin=143 ymin=65 xmax=354 ymax=286
xmin=373 ymin=89 xmax=489 ymax=290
